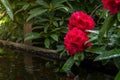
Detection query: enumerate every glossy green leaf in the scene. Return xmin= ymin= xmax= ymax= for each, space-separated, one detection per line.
xmin=50 ymin=34 xmax=58 ymax=41
xmin=117 ymin=12 xmax=120 ymax=22
xmin=55 ymin=6 xmax=69 ymax=12
xmin=24 ymin=32 xmax=40 ymax=41
xmin=74 ymin=53 xmax=84 ymax=61
xmin=51 ymin=0 xmax=69 ymax=12
xmin=51 ymin=28 xmax=61 ymax=32
xmin=1 ymin=0 xmax=13 ymax=20
xmin=115 ymin=71 xmax=120 ymax=80
xmin=44 ymin=38 xmax=50 ymax=48
xmin=61 ymin=57 xmax=75 ymax=72
xmin=86 ymin=30 xmax=99 ymax=34
xmin=94 ymin=49 xmax=120 ymax=61
xmin=36 ymin=0 xmax=49 ymax=8
xmin=98 ymin=15 xmax=116 ymax=43
xmin=86 ymin=46 xmax=106 ymax=54
xmin=74 ymin=53 xmax=84 ymax=66
xmin=32 ymin=26 xmax=43 ymax=30
xmin=26 ymin=8 xmax=47 ymax=21
xmin=85 ymin=36 xmax=98 ymax=45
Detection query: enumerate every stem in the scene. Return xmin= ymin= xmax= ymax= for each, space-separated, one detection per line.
xmin=90 ymin=4 xmax=102 ymax=16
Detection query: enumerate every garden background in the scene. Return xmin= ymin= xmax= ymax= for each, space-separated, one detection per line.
xmin=0 ymin=0 xmax=120 ymax=80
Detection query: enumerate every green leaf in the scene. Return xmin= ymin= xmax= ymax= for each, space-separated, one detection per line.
xmin=1 ymin=0 xmax=14 ymax=20
xmin=51 ymin=28 xmax=61 ymax=32
xmin=74 ymin=53 xmax=84 ymax=66
xmin=117 ymin=12 xmax=120 ymax=22
xmin=57 ymin=45 xmax=64 ymax=52
xmin=55 ymin=6 xmax=69 ymax=12
xmin=51 ymin=0 xmax=66 ymax=6
xmin=94 ymin=49 xmax=120 ymax=61
xmin=0 ymin=48 xmax=4 ymax=54
xmin=61 ymin=57 xmax=75 ymax=72
xmin=44 ymin=38 xmax=50 ymax=48
xmin=86 ymin=30 xmax=99 ymax=34
xmin=89 ymin=0 xmax=94 ymax=3
xmin=32 ymin=26 xmax=43 ymax=30
xmin=114 ymin=57 xmax=120 ymax=69
xmin=53 ymin=21 xmax=58 ymax=27
xmin=98 ymin=15 xmax=116 ymax=43
xmin=115 ymin=71 xmax=120 ymax=80
xmin=86 ymin=46 xmax=106 ymax=54
xmin=24 ymin=32 xmax=40 ymax=41
xmin=59 ymin=49 xmax=66 ymax=58
xmin=85 ymin=36 xmax=98 ymax=45
xmin=74 ymin=53 xmax=84 ymax=61
xmin=26 ymin=8 xmax=47 ymax=21
xmin=15 ymin=3 xmax=30 ymax=14
xmin=51 ymin=0 xmax=69 ymax=12
xmin=36 ymin=0 xmax=49 ymax=8
xmin=50 ymin=34 xmax=58 ymax=41
xmin=44 ymin=25 xmax=48 ymax=33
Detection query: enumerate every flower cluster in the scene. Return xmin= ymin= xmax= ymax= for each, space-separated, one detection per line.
xmin=64 ymin=28 xmax=91 ymax=56
xmin=102 ymin=0 xmax=120 ymax=14
xmin=68 ymin=11 xmax=95 ymax=31
xmin=64 ymin=11 xmax=95 ymax=56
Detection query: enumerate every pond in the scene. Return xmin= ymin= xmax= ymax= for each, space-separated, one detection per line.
xmin=0 ymin=48 xmax=115 ymax=80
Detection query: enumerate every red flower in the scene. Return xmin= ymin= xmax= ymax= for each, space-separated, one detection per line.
xmin=115 ymin=0 xmax=120 ymax=4
xmin=102 ymin=0 xmax=120 ymax=14
xmin=64 ymin=28 xmax=91 ymax=56
xmin=68 ymin=11 xmax=95 ymax=31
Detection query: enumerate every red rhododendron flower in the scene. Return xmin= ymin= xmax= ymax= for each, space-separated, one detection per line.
xmin=68 ymin=11 xmax=95 ymax=31
xmin=102 ymin=0 xmax=120 ymax=14
xmin=64 ymin=28 xmax=91 ymax=56
xmin=115 ymin=0 xmax=120 ymax=4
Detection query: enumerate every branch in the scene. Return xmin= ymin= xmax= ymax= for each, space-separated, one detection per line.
xmin=0 ymin=39 xmax=64 ymax=61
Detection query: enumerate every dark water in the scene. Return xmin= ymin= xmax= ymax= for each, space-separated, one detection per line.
xmin=0 ymin=48 xmax=114 ymax=80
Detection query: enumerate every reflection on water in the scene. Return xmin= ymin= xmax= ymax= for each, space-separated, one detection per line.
xmin=0 ymin=48 xmax=114 ymax=80
xmin=0 ymin=48 xmax=66 ymax=80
